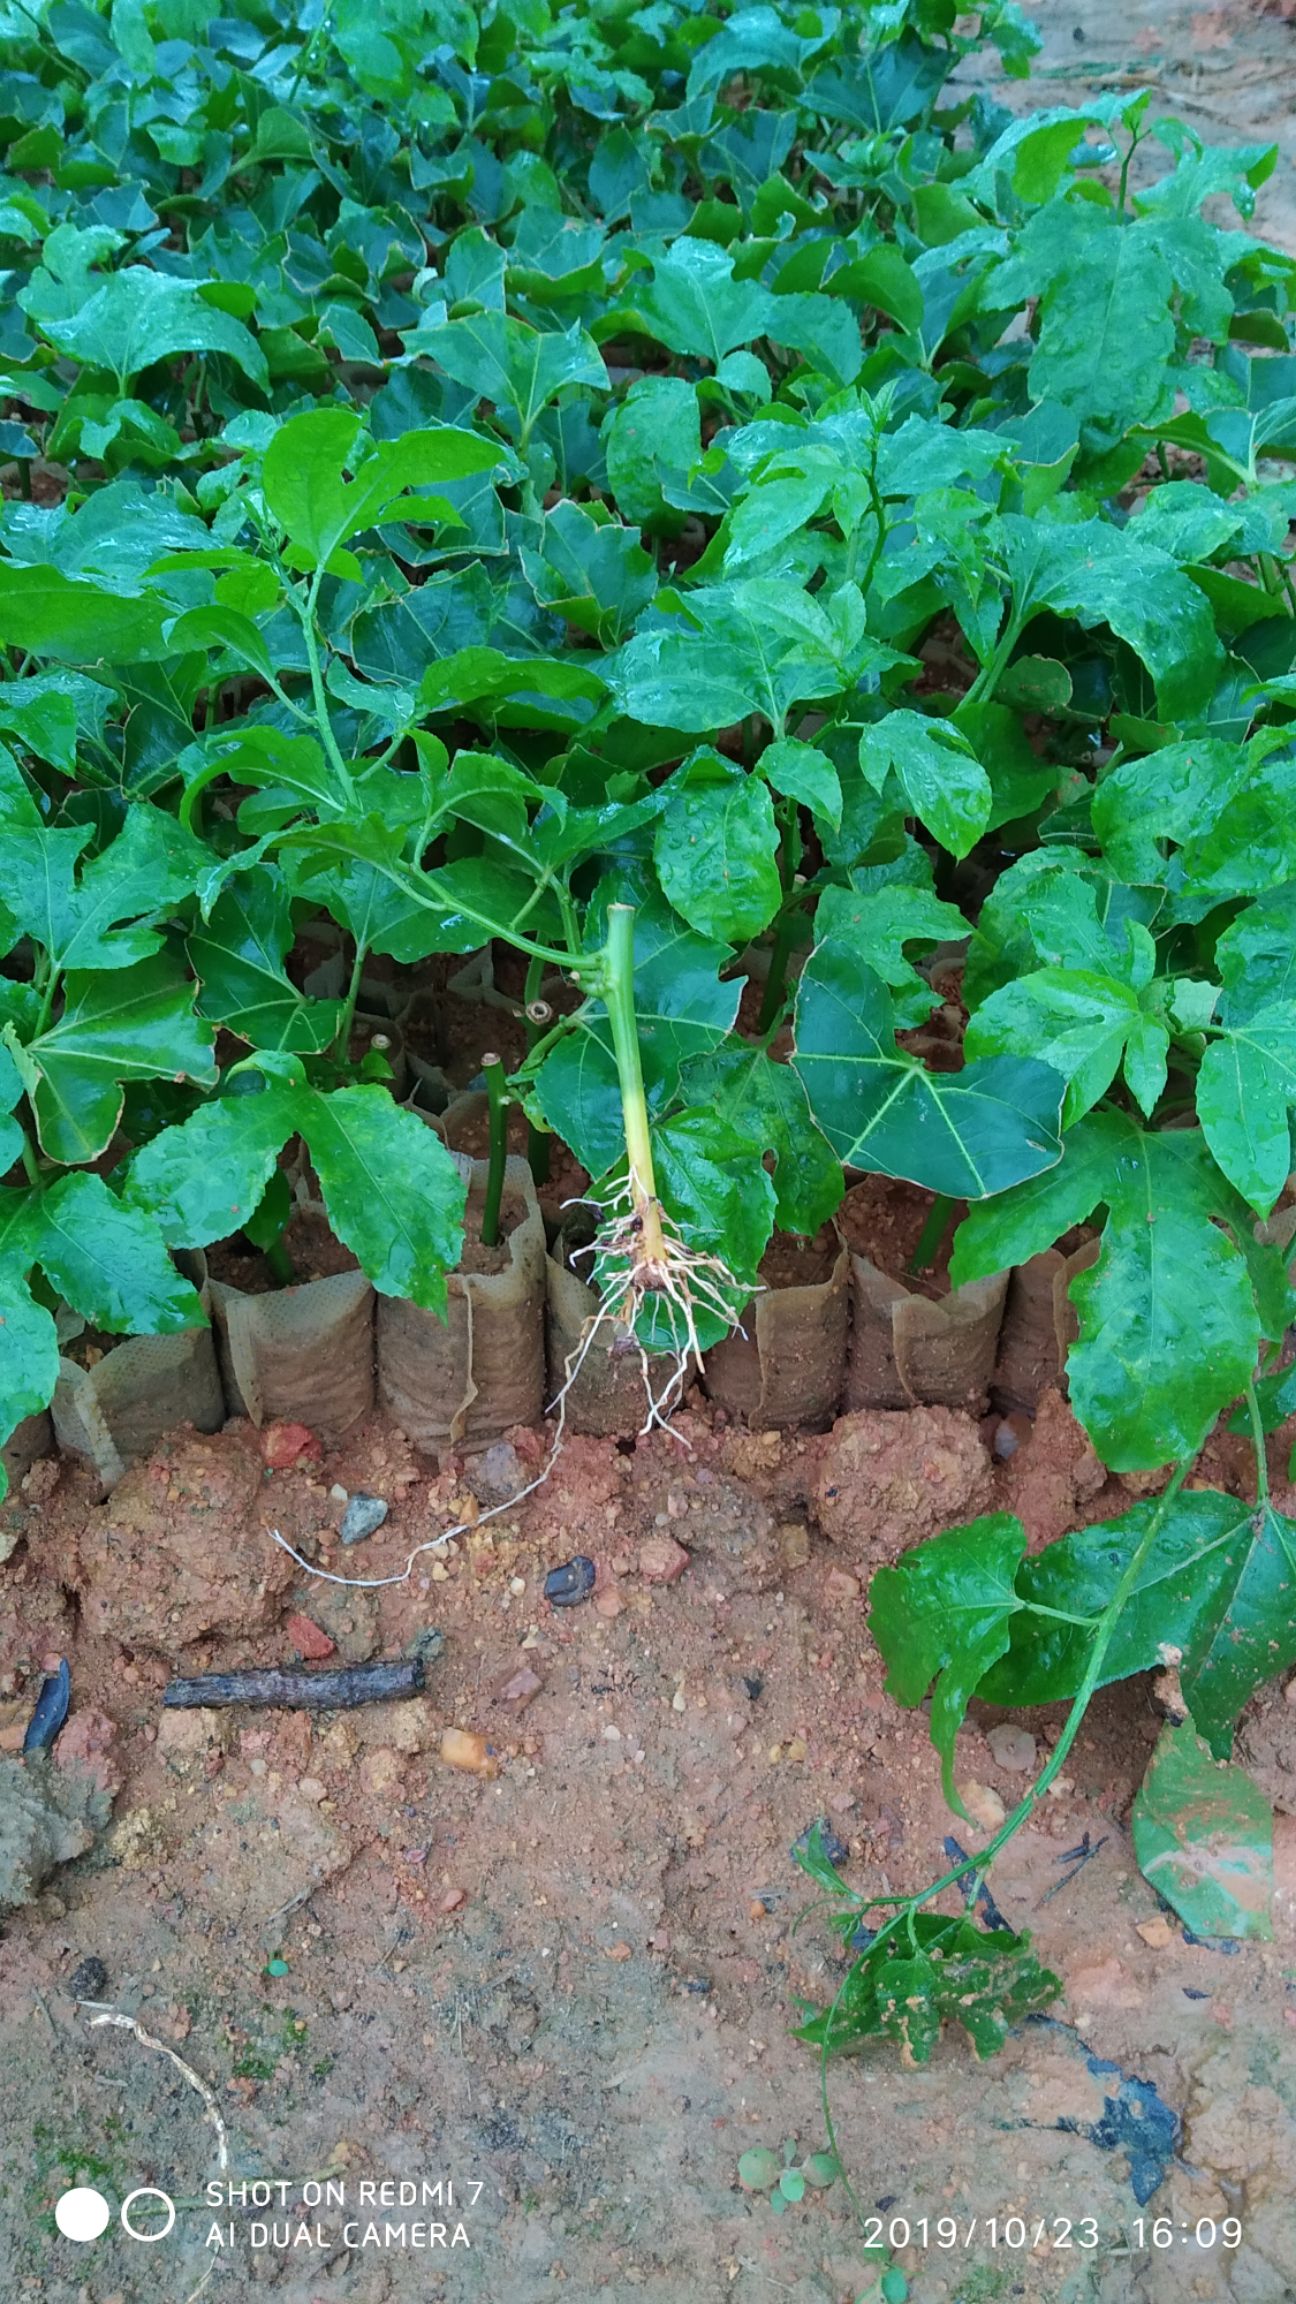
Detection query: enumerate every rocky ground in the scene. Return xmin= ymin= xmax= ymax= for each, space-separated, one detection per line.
xmin=1 ymin=1384 xmax=1294 ymax=2304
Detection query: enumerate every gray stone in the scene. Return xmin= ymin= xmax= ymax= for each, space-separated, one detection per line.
xmin=987 ymin=1722 xmax=1038 ymax=1774
xmin=340 ymin=1491 xmax=389 ymax=1545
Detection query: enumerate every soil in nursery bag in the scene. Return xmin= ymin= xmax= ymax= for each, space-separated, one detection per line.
xmin=378 ymin=1153 xmax=545 ymax=1452
xmin=207 ymin=1206 xmax=374 ymax=1441
xmin=438 ymin=1090 xmax=590 ymax=1228
xmin=51 ymin=1251 xmax=224 ymax=1492
xmin=546 ymin=1212 xmax=680 ymax=1438
xmin=0 ymin=1410 xmax=53 ymax=1490
xmin=703 ymin=1224 xmax=848 ymax=1429
xmin=841 ymin=1174 xmax=1008 ymax=1413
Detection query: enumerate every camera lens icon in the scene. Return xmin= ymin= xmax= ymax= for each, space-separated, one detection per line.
xmin=121 ymin=2188 xmax=177 ymax=2242
xmin=55 ymin=2184 xmax=176 ymax=2244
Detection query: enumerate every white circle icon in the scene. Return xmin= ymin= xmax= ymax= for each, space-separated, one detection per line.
xmin=120 ymin=2186 xmax=176 ymax=2242
xmin=55 ymin=2187 xmax=111 ymax=2243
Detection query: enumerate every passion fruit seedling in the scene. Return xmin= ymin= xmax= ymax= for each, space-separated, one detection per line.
xmin=552 ymin=903 xmax=751 ymax=1437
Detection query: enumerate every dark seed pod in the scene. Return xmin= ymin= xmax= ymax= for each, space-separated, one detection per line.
xmin=543 ymin=1555 xmax=596 ymax=1607
xmin=23 ymin=1658 xmax=71 ymax=1755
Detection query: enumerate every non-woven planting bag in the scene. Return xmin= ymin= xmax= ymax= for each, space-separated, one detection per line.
xmin=992 ymin=1237 xmax=1101 ymax=1412
xmin=210 ymin=1207 xmax=374 ymax=1440
xmin=702 ymin=1228 xmax=848 ymax=1429
xmin=1 ymin=1411 xmax=54 ymax=1489
xmin=545 ymin=1219 xmax=679 ymax=1438
xmin=378 ymin=1153 xmax=545 ymax=1451
xmin=839 ymin=1177 xmax=1007 ymax=1413
xmin=52 ymin=1252 xmax=224 ymax=1491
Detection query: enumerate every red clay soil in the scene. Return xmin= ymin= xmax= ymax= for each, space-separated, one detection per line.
xmin=2 ymin=1395 xmax=1295 ymax=2303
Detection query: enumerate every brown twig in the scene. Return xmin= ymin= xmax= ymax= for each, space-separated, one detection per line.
xmin=163 ymin=1658 xmax=426 ymax=1710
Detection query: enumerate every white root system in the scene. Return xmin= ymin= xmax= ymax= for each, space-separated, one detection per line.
xmin=561 ymin=1170 xmax=749 ymax=1439
xmin=271 ymin=1175 xmax=749 ymax=1597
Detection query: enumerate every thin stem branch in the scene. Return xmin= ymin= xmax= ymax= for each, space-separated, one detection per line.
xmin=480 ymin=1053 xmax=508 ymax=1249
xmin=330 ymin=939 xmax=369 ymax=1064
xmin=294 ymin=572 xmax=356 ymax=800
xmin=1245 ymin=1377 xmax=1271 ymax=1507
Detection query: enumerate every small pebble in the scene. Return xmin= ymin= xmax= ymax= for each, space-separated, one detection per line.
xmin=509 ymin=1576 xmax=526 ymax=1597
xmin=68 ymin=1956 xmax=108 ymax=2001
xmin=329 ymin=1483 xmax=349 ymax=1504
xmin=439 ymin=1727 xmax=499 ymax=1779
xmin=407 ymin=1627 xmax=445 ymax=1669
xmin=340 ymin=1492 xmax=389 ymax=1546
xmin=544 ymin=1556 xmax=596 ymax=1607
xmin=440 ymin=1887 xmax=467 ymax=1913
xmin=285 ymin=1612 xmax=336 ymax=1662
xmin=638 ymin=1535 xmax=689 ymax=1586
xmin=493 ymin=1664 xmax=543 ymax=1710
xmin=987 ymin=1723 xmax=1038 ymax=1774
xmin=473 ymin=1440 xmax=525 ymax=1503
xmin=957 ymin=1778 xmax=1006 ymax=1831
xmin=992 ymin=1415 xmax=1031 ymax=1462
xmin=1136 ymin=1916 xmax=1174 ymax=1950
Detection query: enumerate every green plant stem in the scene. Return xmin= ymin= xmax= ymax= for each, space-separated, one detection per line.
xmin=758 ymin=800 xmax=804 ymax=1034
xmin=265 ymin=1236 xmax=296 ymax=1286
xmin=480 ymin=1053 xmax=508 ymax=1250
xmin=523 ymin=953 xmax=551 ymax=1187
xmin=906 ymin=1192 xmax=953 ymax=1276
xmin=18 ymin=1126 xmax=42 ymax=1188
xmin=1244 ymin=1377 xmax=1271 ymax=1506
xmin=330 ymin=939 xmax=370 ymax=1063
xmin=296 ymin=572 xmax=356 ymax=800
xmin=963 ymin=607 xmax=1025 ymax=709
xmin=32 ymin=966 xmax=59 ymax=1040
xmin=814 ymin=1455 xmax=1193 ymax=2208
xmin=287 ymin=0 xmax=332 ymax=100
xmin=867 ymin=1458 xmax=1193 ymax=1939
xmin=601 ymin=903 xmax=666 ymax=1266
xmin=757 ymin=898 xmax=802 ymax=1035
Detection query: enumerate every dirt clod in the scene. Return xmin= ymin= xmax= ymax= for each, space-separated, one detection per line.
xmin=813 ymin=1403 xmax=992 ymax=1559
xmin=76 ymin=1430 xmax=291 ymax=1654
xmin=260 ymin=1421 xmax=321 ymax=1469
xmin=67 ymin=1954 xmax=108 ymax=2000
xmin=0 ymin=1756 xmax=112 ymax=1912
xmin=997 ymin=1389 xmax=1108 ymax=1552
xmin=638 ymin=1534 xmax=690 ymax=1585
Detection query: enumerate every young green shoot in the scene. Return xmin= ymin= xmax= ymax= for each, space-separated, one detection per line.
xmin=479 ymin=1052 xmax=509 ymax=1251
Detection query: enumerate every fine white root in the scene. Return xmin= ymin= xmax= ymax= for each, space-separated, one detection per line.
xmin=271 ymin=1178 xmax=749 ymax=1593
xmin=560 ymin=1171 xmax=752 ymax=1440
xmin=85 ymin=2008 xmax=229 ymax=2173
